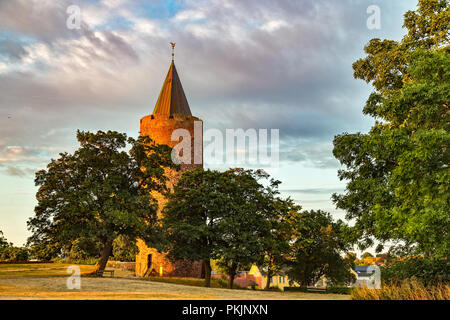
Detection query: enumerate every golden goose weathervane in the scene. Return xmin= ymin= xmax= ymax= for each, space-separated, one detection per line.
xmin=170 ymin=42 xmax=176 ymax=62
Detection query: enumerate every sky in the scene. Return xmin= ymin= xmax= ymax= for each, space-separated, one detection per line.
xmin=0 ymin=0 xmax=418 ymax=247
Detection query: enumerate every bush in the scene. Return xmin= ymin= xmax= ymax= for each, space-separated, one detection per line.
xmin=145 ymin=276 xmax=245 ymax=289
xmin=269 ymin=286 xmax=282 ymax=291
xmin=283 ymin=286 xmax=350 ymax=294
xmin=327 ymin=286 xmax=350 ymax=294
xmin=381 ymin=257 xmax=449 ymax=286
xmin=28 ymin=243 xmax=61 ymax=261
xmin=0 ymin=247 xmax=29 ymax=261
xmin=351 ymin=279 xmax=450 ymax=300
xmin=213 ymin=276 xmax=246 ymax=289
xmin=66 ymin=238 xmax=100 ymax=261
xmin=283 ymin=287 xmax=308 ymax=292
xmin=0 ymin=230 xmax=10 ymax=248
xmin=216 ymin=277 xmax=229 ymax=288
xmin=52 ymin=257 xmax=98 ymax=265
xmin=112 ymin=235 xmax=137 ymax=262
xmin=70 ymin=257 xmax=98 ymax=265
xmin=107 ymin=261 xmax=136 ymax=271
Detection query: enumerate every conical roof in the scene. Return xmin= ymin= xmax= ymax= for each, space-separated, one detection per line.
xmin=152 ymin=61 xmax=192 ymax=116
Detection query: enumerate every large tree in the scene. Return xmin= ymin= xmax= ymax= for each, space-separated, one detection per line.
xmin=333 ymin=0 xmax=449 ymax=258
xmin=162 ymin=168 xmax=282 ymax=288
xmin=215 ymin=169 xmax=293 ymax=289
xmin=28 ymin=242 xmax=61 ymax=261
xmin=260 ymin=198 xmax=301 ymax=290
xmin=162 ymin=169 xmax=223 ymax=287
xmin=0 ymin=230 xmax=10 ymax=249
xmin=288 ymin=210 xmax=353 ymax=287
xmin=0 ymin=230 xmax=12 ymax=260
xmin=27 ymin=130 xmax=176 ymax=272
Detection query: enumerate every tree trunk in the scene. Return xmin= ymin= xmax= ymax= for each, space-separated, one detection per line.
xmin=228 ymin=262 xmax=237 ymax=289
xmin=264 ymin=258 xmax=274 ymax=290
xmin=93 ymin=240 xmax=113 ymax=275
xmin=203 ymin=259 xmax=212 ymax=287
xmin=265 ymin=268 xmax=273 ymax=290
xmin=201 ymin=261 xmax=205 ymax=278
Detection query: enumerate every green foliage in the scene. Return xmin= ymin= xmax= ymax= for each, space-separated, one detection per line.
xmin=162 ymin=169 xmax=223 ymax=263
xmin=213 ymin=169 xmax=289 ymax=288
xmin=66 ymin=237 xmax=100 ymax=261
xmin=215 ymin=277 xmax=232 ymax=289
xmin=344 ymin=252 xmax=357 ymax=269
xmin=283 ymin=286 xmax=350 ymax=294
xmin=28 ymin=243 xmax=61 ymax=261
xmin=51 ymin=256 xmax=99 ymax=265
xmin=261 ymin=198 xmax=302 ymax=289
xmin=112 ymin=235 xmax=137 ymax=262
xmin=0 ymin=247 xmax=29 ymax=261
xmin=333 ymin=0 xmax=450 ymax=258
xmin=283 ymin=286 xmax=308 ymax=292
xmin=380 ymin=256 xmax=449 ymax=286
xmin=268 ymin=286 xmax=282 ymax=291
xmin=162 ymin=168 xmax=288 ymax=288
xmin=326 ymin=286 xmax=351 ymax=295
xmin=361 ymin=252 xmax=374 ymax=259
xmin=27 ymin=130 xmax=177 ymax=271
xmin=144 ymin=276 xmax=244 ymax=289
xmin=0 ymin=231 xmax=12 ymax=260
xmin=288 ymin=210 xmax=354 ymax=286
xmin=0 ymin=231 xmax=11 ymax=249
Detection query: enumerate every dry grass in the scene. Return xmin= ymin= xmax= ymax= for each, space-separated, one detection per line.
xmin=0 ymin=263 xmax=349 ymax=300
xmin=0 ymin=276 xmax=349 ymax=300
xmin=0 ymin=263 xmax=96 ymax=278
xmin=143 ymin=276 xmax=243 ymax=289
xmin=351 ymin=279 xmax=450 ymax=300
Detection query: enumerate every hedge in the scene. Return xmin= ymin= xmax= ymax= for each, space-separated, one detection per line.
xmin=284 ymin=286 xmax=350 ymax=294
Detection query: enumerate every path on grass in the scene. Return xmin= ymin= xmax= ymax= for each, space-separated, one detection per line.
xmin=0 ymin=276 xmax=350 ymax=300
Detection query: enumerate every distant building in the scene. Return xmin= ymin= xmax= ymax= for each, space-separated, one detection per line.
xmin=352 ymin=265 xmax=381 ymax=289
xmin=248 ymin=265 xmax=298 ymax=291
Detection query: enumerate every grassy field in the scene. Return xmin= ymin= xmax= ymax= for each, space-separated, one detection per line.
xmin=0 ymin=263 xmax=96 ymax=278
xmin=0 ymin=263 xmax=350 ymax=300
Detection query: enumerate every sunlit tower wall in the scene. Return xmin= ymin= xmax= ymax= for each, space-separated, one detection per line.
xmin=135 ymin=54 xmax=203 ymax=278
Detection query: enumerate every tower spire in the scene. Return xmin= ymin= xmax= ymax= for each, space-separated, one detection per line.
xmin=152 ymin=43 xmax=192 ymax=116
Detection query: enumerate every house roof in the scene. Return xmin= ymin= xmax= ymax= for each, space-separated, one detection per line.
xmin=355 ymin=266 xmax=369 ymax=272
xmin=354 ymin=266 xmax=375 ymax=277
xmin=254 ymin=265 xmax=289 ymax=277
xmin=152 ymin=61 xmax=192 ymax=116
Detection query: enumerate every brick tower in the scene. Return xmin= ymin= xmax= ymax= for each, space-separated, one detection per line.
xmin=135 ymin=45 xmax=203 ymax=277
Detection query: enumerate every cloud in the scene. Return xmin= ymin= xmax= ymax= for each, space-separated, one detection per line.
xmin=260 ymin=19 xmax=288 ymax=32
xmin=0 ymin=145 xmax=52 ymax=165
xmin=0 ymin=39 xmax=28 ymax=61
xmin=280 ymin=188 xmax=345 ymax=195
xmin=279 ymin=138 xmax=341 ymax=169
xmin=0 ymin=0 xmax=419 ymax=248
xmin=0 ymin=0 xmax=84 ymax=42
xmin=3 ymin=166 xmax=35 ymax=178
xmin=172 ymin=9 xmax=206 ymax=22
xmin=0 ymin=0 xmax=413 ymax=172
